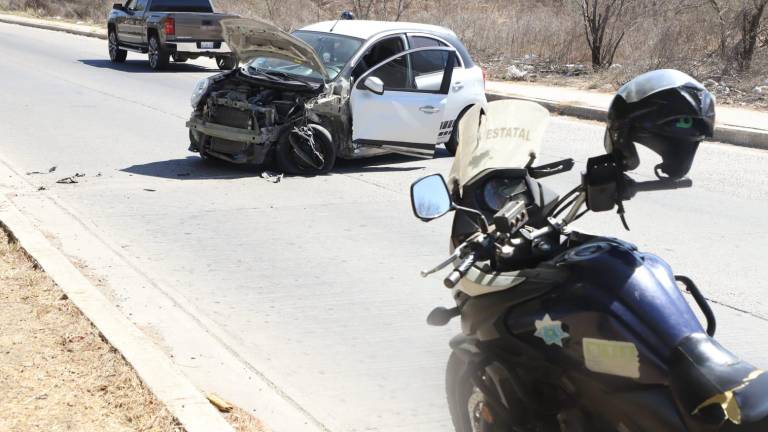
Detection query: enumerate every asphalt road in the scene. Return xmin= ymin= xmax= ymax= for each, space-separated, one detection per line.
xmin=1 ymin=22 xmax=767 ymax=432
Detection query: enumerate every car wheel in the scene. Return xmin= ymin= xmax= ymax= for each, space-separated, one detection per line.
xmin=148 ymin=35 xmax=169 ymax=70
xmin=276 ymin=124 xmax=336 ymax=175
xmin=216 ymin=56 xmax=238 ymax=70
xmin=445 ymin=108 xmax=474 ymax=156
xmin=172 ymin=53 xmax=188 ymax=63
xmin=108 ymin=30 xmax=127 ymax=63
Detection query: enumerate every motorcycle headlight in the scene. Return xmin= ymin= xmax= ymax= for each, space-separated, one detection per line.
xmin=190 ymin=78 xmax=211 ymax=108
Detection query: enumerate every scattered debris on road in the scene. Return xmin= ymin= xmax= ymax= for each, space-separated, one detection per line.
xmin=144 ymin=188 xmax=157 ymax=192
xmin=36 ymin=186 xmax=47 ymax=191
xmin=260 ymin=171 xmax=283 ymax=184
xmin=26 ymin=166 xmax=57 ymax=175
xmin=55 ymin=173 xmax=85 ymax=184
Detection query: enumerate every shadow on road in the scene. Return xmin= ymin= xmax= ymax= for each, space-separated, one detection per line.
xmin=123 ymin=146 xmax=450 ymax=179
xmin=122 ymin=156 xmax=259 ymax=180
xmin=78 ymin=59 xmax=217 ymax=73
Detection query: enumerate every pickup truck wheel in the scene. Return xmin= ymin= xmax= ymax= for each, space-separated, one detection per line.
xmin=216 ymin=56 xmax=238 ymax=70
xmin=148 ymin=35 xmax=170 ymax=70
xmin=276 ymin=125 xmax=336 ymax=175
xmin=108 ymin=30 xmax=127 ymax=63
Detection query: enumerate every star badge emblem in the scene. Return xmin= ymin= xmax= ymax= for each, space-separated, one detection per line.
xmin=534 ymin=314 xmax=569 ymax=347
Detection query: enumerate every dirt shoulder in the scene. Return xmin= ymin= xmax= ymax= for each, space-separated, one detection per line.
xmin=0 ymin=228 xmax=183 ymax=432
xmin=0 ymin=227 xmax=268 ymax=431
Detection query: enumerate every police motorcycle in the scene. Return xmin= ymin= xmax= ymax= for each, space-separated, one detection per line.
xmin=409 ymin=70 xmax=768 ymax=431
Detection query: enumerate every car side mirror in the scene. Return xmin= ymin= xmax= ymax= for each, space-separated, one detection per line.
xmin=410 ymin=174 xmax=452 ymax=221
xmin=112 ymin=3 xmax=124 ymax=10
xmin=363 ymin=76 xmax=384 ymax=95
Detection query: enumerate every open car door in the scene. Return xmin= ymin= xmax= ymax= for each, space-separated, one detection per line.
xmin=350 ymin=46 xmax=457 ymax=158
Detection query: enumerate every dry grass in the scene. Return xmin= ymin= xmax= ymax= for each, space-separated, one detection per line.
xmin=0 ymin=228 xmax=182 ymax=432
xmin=0 ymin=227 xmax=269 ymax=431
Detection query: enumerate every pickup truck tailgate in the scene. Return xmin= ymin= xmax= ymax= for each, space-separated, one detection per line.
xmin=170 ymin=12 xmax=237 ymax=41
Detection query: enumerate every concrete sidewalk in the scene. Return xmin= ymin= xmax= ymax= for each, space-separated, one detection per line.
xmin=486 ymin=81 xmax=768 ymax=150
xmin=0 ymin=12 xmax=106 ymax=39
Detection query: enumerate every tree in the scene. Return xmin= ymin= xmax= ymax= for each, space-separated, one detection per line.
xmin=574 ymin=0 xmax=634 ymax=69
xmin=708 ymin=0 xmax=768 ymax=72
xmin=350 ymin=0 xmax=377 ymax=19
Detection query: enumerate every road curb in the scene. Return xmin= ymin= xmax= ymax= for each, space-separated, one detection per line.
xmin=0 ymin=196 xmax=235 ymax=432
xmin=486 ymin=91 xmax=768 ymax=151
xmin=0 ymin=13 xmax=106 ymax=40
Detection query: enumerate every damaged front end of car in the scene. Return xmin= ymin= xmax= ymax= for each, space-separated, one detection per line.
xmin=186 ymin=18 xmax=344 ymax=174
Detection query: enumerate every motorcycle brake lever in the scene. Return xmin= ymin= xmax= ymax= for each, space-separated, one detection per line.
xmin=420 ymin=233 xmax=483 ymax=278
xmin=420 ymin=249 xmax=461 ymax=278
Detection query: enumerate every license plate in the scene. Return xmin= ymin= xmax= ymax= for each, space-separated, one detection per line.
xmin=200 ymin=42 xmax=215 ymax=49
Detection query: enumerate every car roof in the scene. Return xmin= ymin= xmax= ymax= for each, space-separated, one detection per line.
xmin=298 ymin=20 xmax=456 ymax=40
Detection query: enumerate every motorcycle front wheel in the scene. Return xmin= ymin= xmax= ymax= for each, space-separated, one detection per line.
xmin=446 ymin=352 xmax=563 ymax=432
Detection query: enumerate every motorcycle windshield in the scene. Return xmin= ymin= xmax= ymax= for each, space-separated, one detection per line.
xmin=449 ymin=100 xmax=550 ymax=192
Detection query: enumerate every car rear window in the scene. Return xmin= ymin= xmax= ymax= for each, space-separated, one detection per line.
xmin=148 ymin=0 xmax=213 ymax=12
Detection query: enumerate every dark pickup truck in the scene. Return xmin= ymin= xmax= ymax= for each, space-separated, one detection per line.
xmin=107 ymin=0 xmax=238 ymax=70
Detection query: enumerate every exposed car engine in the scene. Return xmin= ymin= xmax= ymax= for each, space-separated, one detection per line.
xmin=187 ymin=72 xmax=337 ymax=174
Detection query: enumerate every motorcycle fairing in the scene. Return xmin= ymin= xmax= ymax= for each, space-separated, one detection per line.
xmin=449 ymin=100 xmax=549 ymax=194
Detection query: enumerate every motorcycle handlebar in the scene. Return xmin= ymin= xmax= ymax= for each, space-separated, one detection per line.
xmin=444 ymin=252 xmax=477 ymax=289
xmin=623 ymin=177 xmax=693 ymax=200
xmin=633 ymin=178 xmax=692 ymax=192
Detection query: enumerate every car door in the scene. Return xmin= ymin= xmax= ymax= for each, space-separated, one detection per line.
xmin=125 ymin=0 xmax=148 ymax=44
xmin=350 ymin=46 xmax=457 ymax=158
xmin=114 ymin=0 xmax=134 ymax=43
xmin=408 ymin=34 xmax=467 ymax=143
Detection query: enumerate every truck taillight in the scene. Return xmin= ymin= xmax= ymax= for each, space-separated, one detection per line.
xmin=164 ymin=17 xmax=175 ymax=36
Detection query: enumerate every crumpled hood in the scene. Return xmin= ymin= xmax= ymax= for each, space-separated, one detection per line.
xmin=221 ymin=18 xmax=328 ymax=82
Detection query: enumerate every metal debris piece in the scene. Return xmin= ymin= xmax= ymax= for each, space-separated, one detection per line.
xmin=26 ymin=166 xmax=57 ymax=175
xmin=261 ymin=170 xmax=283 ymax=183
xmin=206 ymin=393 xmax=233 ymax=413
xmin=143 ymin=188 xmax=156 ymax=192
xmin=56 ymin=173 xmax=85 ymax=184
xmin=37 ymin=186 xmax=47 ymax=191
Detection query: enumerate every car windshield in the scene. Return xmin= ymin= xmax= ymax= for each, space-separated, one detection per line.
xmin=246 ymin=31 xmax=363 ymax=81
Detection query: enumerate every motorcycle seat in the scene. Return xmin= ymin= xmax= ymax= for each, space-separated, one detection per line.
xmin=669 ymin=333 xmax=768 ymax=426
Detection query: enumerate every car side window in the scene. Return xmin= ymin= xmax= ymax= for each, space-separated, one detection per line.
xmin=352 ymin=36 xmax=405 ymax=82
xmin=124 ymin=0 xmax=135 ymax=10
xmin=409 ymin=35 xmax=461 ymax=69
xmin=132 ymin=0 xmax=147 ymax=11
xmin=364 ymin=48 xmax=456 ymax=93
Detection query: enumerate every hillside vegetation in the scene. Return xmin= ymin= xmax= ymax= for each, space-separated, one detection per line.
xmin=2 ymin=0 xmax=767 ymax=107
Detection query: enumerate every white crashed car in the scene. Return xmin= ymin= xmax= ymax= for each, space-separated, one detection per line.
xmin=187 ymin=18 xmax=488 ymax=174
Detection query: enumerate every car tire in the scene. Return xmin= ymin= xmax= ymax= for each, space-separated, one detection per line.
xmin=216 ymin=56 xmax=238 ymax=70
xmin=108 ymin=30 xmax=127 ymax=63
xmin=445 ymin=107 xmax=473 ymax=156
xmin=276 ymin=124 xmax=336 ymax=175
xmin=148 ymin=34 xmax=169 ymax=70
xmin=172 ymin=53 xmax=188 ymax=63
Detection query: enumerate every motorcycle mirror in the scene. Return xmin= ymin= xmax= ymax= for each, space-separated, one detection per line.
xmin=410 ymin=174 xmax=452 ymax=221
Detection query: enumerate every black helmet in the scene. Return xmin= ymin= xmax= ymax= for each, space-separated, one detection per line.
xmin=340 ymin=11 xmax=355 ymax=20
xmin=605 ymin=69 xmax=715 ymax=179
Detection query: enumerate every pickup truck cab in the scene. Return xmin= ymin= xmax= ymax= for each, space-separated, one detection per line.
xmin=107 ymin=0 xmax=238 ymax=70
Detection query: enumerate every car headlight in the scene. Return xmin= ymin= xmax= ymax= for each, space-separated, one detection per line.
xmin=190 ymin=77 xmax=211 ymax=108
